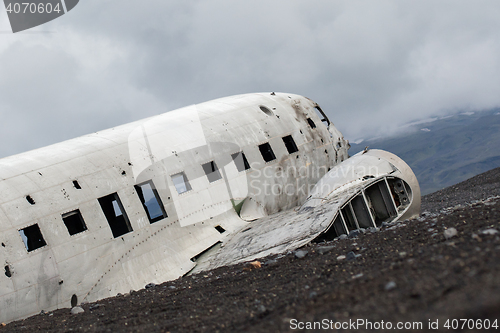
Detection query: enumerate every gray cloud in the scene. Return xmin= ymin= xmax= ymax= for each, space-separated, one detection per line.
xmin=0 ymin=0 xmax=499 ymax=157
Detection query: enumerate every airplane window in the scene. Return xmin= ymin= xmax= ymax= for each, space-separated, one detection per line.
xmin=314 ymin=106 xmax=330 ymax=126
xmin=307 ymin=118 xmax=316 ymax=129
xmin=231 ymin=151 xmax=251 ymax=172
xmin=98 ymin=193 xmax=133 ymax=238
xmin=19 ymin=224 xmax=47 ymax=252
xmin=258 ymin=142 xmax=276 ymax=162
xmin=282 ymin=135 xmax=299 ymax=154
xmin=215 ymin=225 xmax=226 ymax=233
xmin=62 ymin=209 xmax=87 ymax=235
xmin=171 ymin=172 xmax=192 ymax=194
xmin=135 ymin=180 xmax=167 ymax=223
xmin=202 ymin=161 xmax=222 ymax=183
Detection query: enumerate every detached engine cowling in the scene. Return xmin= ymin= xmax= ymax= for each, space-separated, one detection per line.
xmin=302 ymin=149 xmax=421 ymax=240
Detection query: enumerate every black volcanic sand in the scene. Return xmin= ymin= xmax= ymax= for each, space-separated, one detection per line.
xmin=421 ymin=167 xmax=500 ymax=214
xmin=4 ymin=168 xmax=500 ymax=332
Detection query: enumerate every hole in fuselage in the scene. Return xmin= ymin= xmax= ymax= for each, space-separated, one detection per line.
xmin=26 ymin=195 xmax=35 ymax=205
xmin=307 ymin=118 xmax=316 ymax=129
xmin=5 ymin=265 xmax=11 ymax=278
xmin=259 ymin=105 xmax=273 ymax=116
xmin=71 ymin=294 xmax=78 ymax=307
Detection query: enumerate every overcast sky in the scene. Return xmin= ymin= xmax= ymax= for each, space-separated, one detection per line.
xmin=0 ymin=1 xmax=499 ymax=158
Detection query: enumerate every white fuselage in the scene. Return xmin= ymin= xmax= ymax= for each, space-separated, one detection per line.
xmin=0 ymin=93 xmax=350 ymax=323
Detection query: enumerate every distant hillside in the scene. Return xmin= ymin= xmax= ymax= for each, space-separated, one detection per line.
xmin=349 ymin=109 xmax=500 ymax=195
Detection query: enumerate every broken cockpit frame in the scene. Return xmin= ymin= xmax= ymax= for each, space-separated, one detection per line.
xmin=300 ymin=148 xmax=420 ymax=242
xmin=314 ymin=176 xmax=413 ymax=241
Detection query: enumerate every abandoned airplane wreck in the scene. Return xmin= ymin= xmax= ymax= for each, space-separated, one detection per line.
xmin=0 ymin=92 xmax=420 ymax=323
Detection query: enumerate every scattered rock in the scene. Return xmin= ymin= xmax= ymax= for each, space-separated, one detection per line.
xmin=264 ymin=259 xmax=278 ymax=266
xmin=317 ymin=246 xmax=334 ymax=254
xmin=352 ymin=273 xmax=363 ymax=279
xmin=346 ymin=251 xmax=357 ymax=260
xmin=348 ymin=230 xmax=362 ymax=238
xmin=385 ymin=281 xmax=397 ymax=291
xmin=481 ymin=228 xmax=499 ymax=235
xmin=89 ymin=304 xmax=101 ymax=311
xmin=309 ymin=291 xmax=318 ymax=299
xmin=337 ymin=255 xmax=346 ymax=260
xmin=337 ymin=234 xmax=348 ymax=240
xmin=256 ymin=305 xmax=267 ymax=314
xmin=294 ymin=250 xmax=308 ymax=259
xmin=444 ymin=227 xmax=458 ymax=239
xmin=71 ymin=306 xmax=84 ymax=315
xmin=399 ymin=252 xmax=407 ymax=258
xmin=249 ymin=261 xmax=262 ymax=268
xmin=168 ymin=285 xmax=177 ymax=290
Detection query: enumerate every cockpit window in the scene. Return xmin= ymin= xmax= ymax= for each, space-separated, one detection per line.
xmin=314 ymin=105 xmax=330 ymax=126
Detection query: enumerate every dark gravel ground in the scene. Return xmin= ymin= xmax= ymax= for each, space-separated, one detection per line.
xmin=421 ymin=167 xmax=500 ymax=214
xmin=4 ymin=168 xmax=500 ymax=332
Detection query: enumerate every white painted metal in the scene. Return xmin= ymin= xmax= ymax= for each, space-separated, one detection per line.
xmin=0 ymin=92 xmax=419 ymax=324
